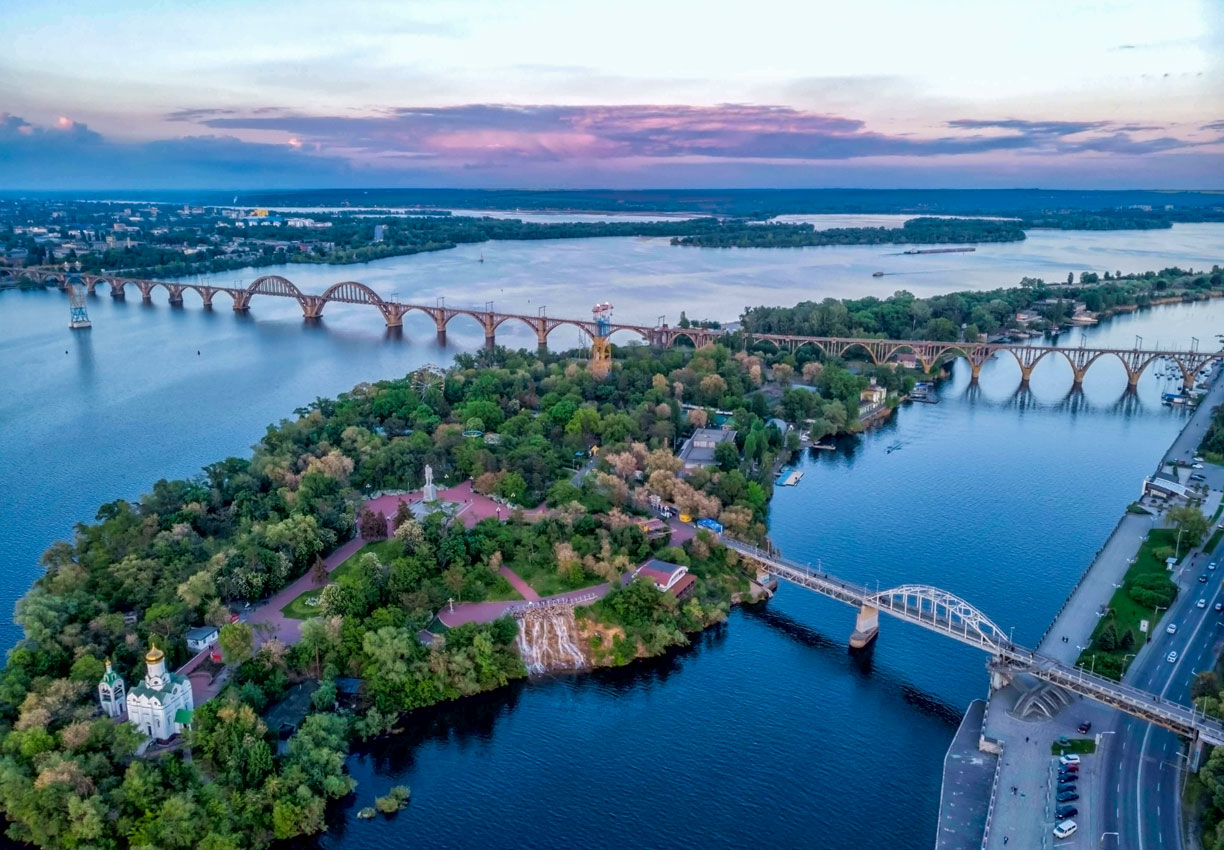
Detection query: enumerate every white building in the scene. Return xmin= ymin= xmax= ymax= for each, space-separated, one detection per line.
xmin=125 ymin=643 xmax=194 ymax=740
xmin=185 ymin=625 xmax=219 ymax=652
xmin=97 ymin=660 xmax=126 ymax=718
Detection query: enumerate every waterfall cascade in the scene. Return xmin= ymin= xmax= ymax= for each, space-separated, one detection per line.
xmin=516 ymin=604 xmax=588 ymax=674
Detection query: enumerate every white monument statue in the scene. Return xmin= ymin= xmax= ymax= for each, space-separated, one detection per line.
xmin=423 ymin=464 xmax=438 ymax=502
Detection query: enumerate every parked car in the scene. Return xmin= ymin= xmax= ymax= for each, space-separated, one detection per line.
xmin=1053 ymin=820 xmax=1078 ymax=839
xmin=1057 ymin=791 xmax=1079 ymax=803
xmin=1077 ymin=721 xmax=1092 ymax=734
xmin=1167 ymin=622 xmax=1178 ymax=634
xmin=1168 ymin=650 xmax=1179 ymax=663
xmin=1194 ymin=456 xmax=1205 ymax=463
xmin=1193 ymin=462 xmax=1205 ymax=469
xmin=1059 ymin=767 xmax=1079 ymax=778
xmin=1057 ymin=782 xmax=1077 ymax=793
xmin=1059 ymin=754 xmax=1081 ymax=766
xmin=1056 ymin=806 xmax=1078 ymax=819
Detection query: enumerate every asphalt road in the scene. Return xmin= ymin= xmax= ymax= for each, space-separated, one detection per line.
xmin=1100 ymin=365 xmax=1224 ymax=850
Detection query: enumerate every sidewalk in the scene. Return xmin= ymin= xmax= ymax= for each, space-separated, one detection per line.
xmin=979 ymin=366 xmax=1224 ymax=850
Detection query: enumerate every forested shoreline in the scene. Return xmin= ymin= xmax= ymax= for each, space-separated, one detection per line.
xmin=0 ymin=339 xmax=867 ymax=848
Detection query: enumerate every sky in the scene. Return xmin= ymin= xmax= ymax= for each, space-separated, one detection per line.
xmin=1 ymin=0 xmax=1222 ymax=190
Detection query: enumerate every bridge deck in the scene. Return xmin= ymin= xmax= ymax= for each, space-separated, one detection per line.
xmin=726 ymin=540 xmax=1224 ymax=746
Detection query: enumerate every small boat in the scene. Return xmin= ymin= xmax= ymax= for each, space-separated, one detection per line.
xmin=872 ymin=271 xmax=885 ymax=277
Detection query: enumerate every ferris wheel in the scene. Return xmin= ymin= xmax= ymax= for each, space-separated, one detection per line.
xmin=410 ymin=364 xmax=444 ymax=397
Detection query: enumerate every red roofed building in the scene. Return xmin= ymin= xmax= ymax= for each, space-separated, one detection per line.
xmin=628 ymin=559 xmax=697 ymax=600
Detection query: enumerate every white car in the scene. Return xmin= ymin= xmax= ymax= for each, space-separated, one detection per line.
xmin=1211 ymin=562 xmax=1218 ymax=571
xmin=1194 ymin=456 xmax=1205 ymax=463
xmin=1059 ymin=754 xmax=1080 ymax=766
xmin=1167 ymin=623 xmax=1178 ymax=634
xmin=1193 ymin=462 xmax=1205 ymax=469
xmin=1053 ymin=820 xmax=1077 ymax=839
xmin=1168 ymin=650 xmax=1179 ymax=662
xmin=1199 ymin=599 xmax=1208 ymax=608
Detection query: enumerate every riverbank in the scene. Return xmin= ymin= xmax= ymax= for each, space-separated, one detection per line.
xmin=944 ymin=359 xmax=1224 ymax=849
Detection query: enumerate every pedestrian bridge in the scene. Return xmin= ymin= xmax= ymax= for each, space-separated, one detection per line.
xmin=725 ymin=540 xmax=1224 ymax=747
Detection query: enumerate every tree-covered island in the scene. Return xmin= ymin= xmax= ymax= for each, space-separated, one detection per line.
xmin=0 ymin=335 xmax=911 ymax=848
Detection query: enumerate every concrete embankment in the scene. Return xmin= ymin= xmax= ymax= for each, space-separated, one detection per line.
xmin=934 ymin=699 xmax=998 ymax=850
xmin=935 ymin=363 xmax=1224 ymax=849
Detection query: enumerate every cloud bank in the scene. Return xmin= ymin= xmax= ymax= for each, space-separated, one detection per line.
xmin=4 ymin=104 xmax=1222 ymax=190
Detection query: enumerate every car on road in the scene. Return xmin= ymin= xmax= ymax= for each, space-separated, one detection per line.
xmin=1200 ymin=574 xmax=1209 ymax=583
xmin=1056 ymin=791 xmax=1079 ymax=803
xmin=1216 ymin=602 xmax=1223 ymax=612
xmin=1056 ymin=806 xmax=1078 ymax=819
xmin=1193 ymin=462 xmax=1205 ymax=469
xmin=1059 ymin=754 xmax=1080 ymax=766
xmin=1053 ymin=820 xmax=1078 ymax=839
xmin=1199 ymin=599 xmax=1208 ymax=608
xmin=1168 ymin=650 xmax=1179 ymax=662
xmin=1076 ymin=721 xmax=1092 ymax=733
xmin=1211 ymin=562 xmax=1219 ymax=570
xmin=1167 ymin=622 xmax=1178 ymax=634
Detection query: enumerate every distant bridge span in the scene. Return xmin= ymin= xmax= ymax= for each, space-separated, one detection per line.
xmin=724 ymin=539 xmax=1224 ymax=748
xmin=7 ymin=267 xmax=1221 ymax=388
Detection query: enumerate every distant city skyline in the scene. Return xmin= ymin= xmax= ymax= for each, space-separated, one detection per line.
xmin=1 ymin=0 xmax=1222 ymax=189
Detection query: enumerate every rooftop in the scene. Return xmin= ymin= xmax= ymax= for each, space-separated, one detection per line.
xmin=677 ymin=427 xmax=737 ymax=467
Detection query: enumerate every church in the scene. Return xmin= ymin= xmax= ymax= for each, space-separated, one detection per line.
xmin=99 ymin=643 xmax=195 ymax=740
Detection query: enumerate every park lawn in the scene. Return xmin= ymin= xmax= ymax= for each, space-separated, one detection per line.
xmin=1051 ymin=738 xmax=1097 ymax=756
xmin=281 ymin=539 xmax=405 ymax=620
xmin=508 ymin=557 xmax=603 ymax=598
xmin=1078 ymin=528 xmax=1183 ymax=678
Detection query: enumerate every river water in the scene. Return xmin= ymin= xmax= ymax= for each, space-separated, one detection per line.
xmin=0 ymin=223 xmax=1220 ymax=848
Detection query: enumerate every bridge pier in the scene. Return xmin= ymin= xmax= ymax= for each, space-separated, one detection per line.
xmin=200 ymin=288 xmax=215 ymax=308
xmin=300 ymin=296 xmax=326 ymax=320
xmin=167 ymin=285 xmax=184 ymax=306
xmin=232 ymin=292 xmax=251 ymax=312
xmin=138 ymin=282 xmax=154 ymax=301
xmin=381 ymin=303 xmax=408 ymax=328
xmin=849 ymin=604 xmax=879 ymax=649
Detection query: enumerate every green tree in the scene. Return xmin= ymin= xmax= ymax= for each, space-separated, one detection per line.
xmin=218 ymin=622 xmax=254 ymax=665
xmin=1168 ymin=505 xmax=1209 ymax=549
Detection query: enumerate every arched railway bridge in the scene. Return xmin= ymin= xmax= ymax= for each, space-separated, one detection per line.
xmin=723 ymin=539 xmax=1224 ymax=750
xmin=8 ymin=267 xmax=1221 ymax=389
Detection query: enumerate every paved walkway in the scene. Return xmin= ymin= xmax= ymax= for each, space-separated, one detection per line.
xmin=366 ymin=480 xmax=548 ymax=532
xmin=978 ymin=364 xmax=1224 ymax=850
xmin=436 ymin=582 xmax=611 ymax=628
xmin=936 ymin=700 xmax=997 ymax=850
xmin=248 ymin=536 xmax=365 ymax=645
xmin=499 ymin=566 xmax=540 ymax=601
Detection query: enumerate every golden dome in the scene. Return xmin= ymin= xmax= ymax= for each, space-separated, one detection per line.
xmin=145 ymin=642 xmax=164 ymax=664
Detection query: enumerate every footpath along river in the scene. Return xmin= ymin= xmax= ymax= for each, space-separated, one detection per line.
xmin=0 ymin=224 xmax=1220 ymax=848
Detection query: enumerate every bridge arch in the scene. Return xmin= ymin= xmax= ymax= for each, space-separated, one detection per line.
xmin=320 ymin=280 xmax=385 ymax=306
xmin=792 ymin=339 xmax=830 ymax=359
xmin=868 ymin=584 xmax=1008 ymax=651
xmin=247 ymin=275 xmax=306 ymax=299
xmin=667 ymin=329 xmax=704 ymax=349
xmin=838 ymin=341 xmax=881 ymax=364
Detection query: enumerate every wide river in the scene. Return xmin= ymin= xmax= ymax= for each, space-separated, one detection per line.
xmin=0 ymin=221 xmax=1221 ymax=848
